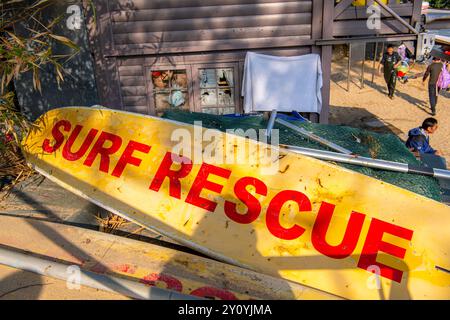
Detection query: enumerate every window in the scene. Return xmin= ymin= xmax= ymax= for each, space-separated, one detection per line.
xmin=198 ymin=67 xmax=237 ymax=115
xmin=150 ymin=69 xmax=190 ymax=115
xmin=146 ymin=63 xmax=240 ymax=116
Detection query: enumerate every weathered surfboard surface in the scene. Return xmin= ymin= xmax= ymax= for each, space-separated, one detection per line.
xmin=0 ymin=215 xmax=332 ymax=300
xmin=22 ymin=107 xmax=450 ymax=300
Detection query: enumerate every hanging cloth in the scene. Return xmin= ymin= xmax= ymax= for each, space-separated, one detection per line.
xmin=242 ymin=52 xmax=323 ymax=114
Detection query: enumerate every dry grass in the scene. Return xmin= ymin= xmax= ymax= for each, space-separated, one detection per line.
xmin=0 ymin=92 xmax=34 ymax=197
xmin=0 ymin=145 xmax=34 ymax=198
xmin=94 ymin=211 xmax=148 ymax=237
xmin=360 ymin=134 xmax=381 ymax=158
xmin=0 ymin=1 xmax=81 ymax=197
xmin=95 ymin=212 xmax=130 ymax=235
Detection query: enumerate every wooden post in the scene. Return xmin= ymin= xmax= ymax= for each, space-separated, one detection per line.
xmin=411 ymin=0 xmax=423 ymax=31
xmin=371 ymin=42 xmax=378 ymax=84
xmin=319 ymin=0 xmax=334 ymax=124
xmin=347 ymin=43 xmax=352 ymax=92
xmin=310 ymin=0 xmax=324 ymax=123
xmin=361 ymin=44 xmax=366 ymax=89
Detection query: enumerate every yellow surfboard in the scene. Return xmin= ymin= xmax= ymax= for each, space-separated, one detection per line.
xmin=0 ymin=215 xmax=337 ymax=300
xmin=22 ymin=107 xmax=450 ymax=300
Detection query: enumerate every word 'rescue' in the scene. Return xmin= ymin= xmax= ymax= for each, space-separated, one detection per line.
xmin=42 ymin=120 xmax=414 ymax=283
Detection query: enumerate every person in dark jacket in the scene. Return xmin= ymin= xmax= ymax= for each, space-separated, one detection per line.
xmin=423 ymin=57 xmax=443 ymax=116
xmin=378 ymin=45 xmax=402 ymax=99
xmin=405 ymin=117 xmax=441 ymax=156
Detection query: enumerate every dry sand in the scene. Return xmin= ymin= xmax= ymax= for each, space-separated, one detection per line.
xmin=0 ymin=264 xmax=129 ymax=300
xmin=330 ymin=61 xmax=450 ymax=164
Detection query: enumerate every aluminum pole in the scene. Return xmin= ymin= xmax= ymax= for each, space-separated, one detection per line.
xmin=0 ymin=246 xmax=201 ymax=300
xmin=371 ymin=42 xmax=379 ymax=84
xmin=276 ymin=118 xmax=353 ymax=155
xmin=361 ymin=43 xmax=366 ymax=89
xmin=348 ymin=42 xmax=352 ymax=92
xmin=279 ymin=144 xmax=450 ymax=181
xmin=265 ymin=110 xmax=277 ymax=141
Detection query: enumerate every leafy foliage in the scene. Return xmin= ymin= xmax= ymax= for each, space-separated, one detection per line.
xmin=429 ymin=0 xmax=450 ymax=9
xmin=1 ymin=0 xmax=79 ymax=192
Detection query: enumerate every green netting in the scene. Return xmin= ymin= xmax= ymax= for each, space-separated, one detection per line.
xmin=162 ymin=109 xmax=442 ymax=201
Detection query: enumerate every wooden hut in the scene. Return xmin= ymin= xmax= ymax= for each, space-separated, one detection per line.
xmin=15 ymin=0 xmax=425 ymax=122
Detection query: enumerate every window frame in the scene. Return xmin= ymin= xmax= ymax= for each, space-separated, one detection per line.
xmin=144 ymin=64 xmax=194 ymax=115
xmin=191 ymin=62 xmax=240 ymax=114
xmin=144 ymin=62 xmax=241 ymax=115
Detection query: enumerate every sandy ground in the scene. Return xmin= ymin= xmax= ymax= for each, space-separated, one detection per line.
xmin=329 ymin=61 xmax=450 ymax=164
xmin=0 ymin=265 xmax=129 ymax=300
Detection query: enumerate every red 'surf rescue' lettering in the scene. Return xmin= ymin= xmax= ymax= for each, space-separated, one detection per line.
xmin=149 ymin=152 xmax=193 ymax=199
xmin=83 ymin=131 xmax=122 ymax=173
xmin=43 ymin=121 xmax=150 ymax=176
xmin=112 ymin=140 xmax=151 ymax=178
xmin=41 ymin=119 xmax=415 ymax=283
xmin=224 ymin=177 xmax=267 ymax=224
xmin=42 ymin=120 xmax=71 ymax=153
xmin=312 ymin=202 xmax=366 ymax=259
xmin=266 ymin=190 xmax=310 ymax=240
xmin=62 ymin=125 xmax=98 ymax=161
xmin=358 ymin=218 xmax=413 ymax=283
xmin=185 ymin=163 xmax=231 ymax=212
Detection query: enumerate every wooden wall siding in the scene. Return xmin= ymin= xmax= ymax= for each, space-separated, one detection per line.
xmin=110 ymin=0 xmax=311 ymax=11
xmin=117 ymin=63 xmax=148 ymax=113
xmin=116 ymin=47 xmax=312 ymax=113
xmin=86 ymin=0 xmax=422 ymax=122
xmin=103 ymin=0 xmax=313 ymax=56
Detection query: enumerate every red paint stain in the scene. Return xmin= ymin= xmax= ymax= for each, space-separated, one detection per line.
xmin=190 ymin=286 xmax=237 ymax=300
xmin=115 ymin=264 xmax=137 ymax=274
xmin=140 ymin=273 xmax=183 ymax=292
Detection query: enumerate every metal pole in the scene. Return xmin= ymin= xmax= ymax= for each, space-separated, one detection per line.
xmin=0 ymin=246 xmax=201 ymax=300
xmin=265 ymin=110 xmax=277 ymax=141
xmin=276 ymin=118 xmax=353 ymax=155
xmin=371 ymin=42 xmax=379 ymax=84
xmin=279 ymin=144 xmax=450 ymax=181
xmin=361 ymin=43 xmax=366 ymax=89
xmin=348 ymin=42 xmax=352 ymax=92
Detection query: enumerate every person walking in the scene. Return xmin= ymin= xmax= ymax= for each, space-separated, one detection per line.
xmin=423 ymin=57 xmax=443 ymax=116
xmin=378 ymin=44 xmax=402 ymax=99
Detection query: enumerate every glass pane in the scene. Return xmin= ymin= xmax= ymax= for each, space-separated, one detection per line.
xmin=200 ymin=89 xmax=217 ymax=106
xmin=217 ymin=68 xmax=233 ymax=87
xmin=172 ymin=70 xmax=188 ymax=89
xmin=155 ymin=91 xmax=189 ymax=111
xmin=152 ymin=70 xmax=173 ymax=90
xmin=218 ymin=88 xmax=234 ymax=106
xmin=199 ymin=69 xmax=217 ymax=88
xmin=168 ymin=90 xmax=189 ymax=109
xmin=154 ymin=92 xmax=171 ymax=109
